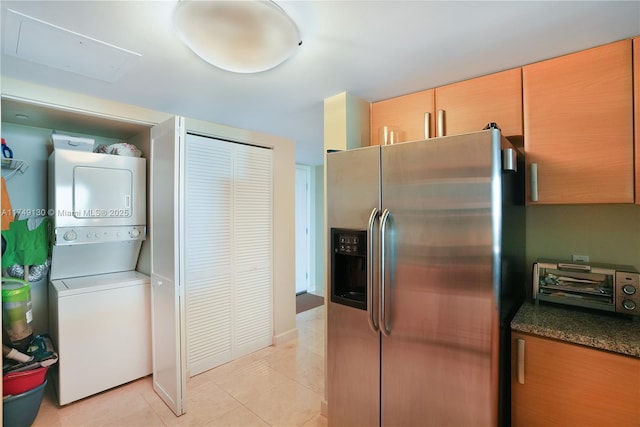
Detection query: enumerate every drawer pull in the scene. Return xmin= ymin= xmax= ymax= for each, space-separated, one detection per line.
xmin=517 ymin=338 xmax=525 ymax=384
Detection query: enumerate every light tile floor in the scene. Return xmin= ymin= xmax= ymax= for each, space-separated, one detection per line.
xmin=33 ymin=305 xmax=327 ymax=427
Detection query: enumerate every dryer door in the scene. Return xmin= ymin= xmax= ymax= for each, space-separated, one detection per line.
xmin=73 ymin=166 xmax=132 ymax=218
xmin=49 ymin=150 xmax=146 ymax=228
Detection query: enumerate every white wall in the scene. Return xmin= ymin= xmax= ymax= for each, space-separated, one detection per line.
xmin=293 ymin=163 xmax=325 ymax=297
xmin=1 ymin=123 xmax=51 ymax=217
xmin=312 ymin=164 xmax=325 ymax=296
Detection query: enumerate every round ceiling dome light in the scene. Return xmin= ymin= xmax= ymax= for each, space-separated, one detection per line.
xmin=173 ymin=0 xmax=302 ymax=74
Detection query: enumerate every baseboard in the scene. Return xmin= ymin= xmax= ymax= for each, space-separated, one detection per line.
xmin=321 ymin=399 xmax=328 ymax=417
xmin=273 ymin=327 xmax=298 ymax=345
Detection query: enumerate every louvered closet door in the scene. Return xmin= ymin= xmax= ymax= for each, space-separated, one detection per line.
xmin=184 ymin=134 xmax=273 ymax=376
xmin=233 ymin=144 xmax=273 ymax=358
xmin=185 ymin=135 xmax=233 ymax=375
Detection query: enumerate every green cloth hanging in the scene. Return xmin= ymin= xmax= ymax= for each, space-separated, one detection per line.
xmin=1 ymin=218 xmax=50 ymax=268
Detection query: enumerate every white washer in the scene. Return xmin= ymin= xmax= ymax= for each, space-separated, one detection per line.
xmin=49 ymin=270 xmax=152 ymax=405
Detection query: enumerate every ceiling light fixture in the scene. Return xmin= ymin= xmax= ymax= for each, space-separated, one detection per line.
xmin=172 ymin=0 xmax=302 ymax=74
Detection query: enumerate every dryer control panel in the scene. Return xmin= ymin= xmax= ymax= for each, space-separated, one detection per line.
xmin=54 ymin=226 xmax=146 ymax=246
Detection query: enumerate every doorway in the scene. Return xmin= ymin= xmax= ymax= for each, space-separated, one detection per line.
xmin=295 ymin=165 xmax=311 ymax=295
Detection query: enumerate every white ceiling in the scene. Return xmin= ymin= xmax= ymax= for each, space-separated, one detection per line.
xmin=1 ymin=1 xmax=639 ymax=165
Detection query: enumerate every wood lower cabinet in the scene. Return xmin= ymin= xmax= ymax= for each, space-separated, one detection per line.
xmin=634 ymin=37 xmax=640 ymax=205
xmin=434 ymin=67 xmax=523 ymax=138
xmin=511 ymin=332 xmax=640 ymax=427
xmin=523 ymin=39 xmax=634 ymax=204
xmin=370 ymin=89 xmax=435 ymax=145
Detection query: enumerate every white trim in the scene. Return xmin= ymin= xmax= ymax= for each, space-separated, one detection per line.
xmin=295 ymin=164 xmax=312 ymax=294
xmin=273 ymin=327 xmax=298 ymax=346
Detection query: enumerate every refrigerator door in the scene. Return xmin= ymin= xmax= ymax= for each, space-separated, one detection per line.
xmin=326 ymin=146 xmax=381 ymax=427
xmin=380 ymin=130 xmax=501 ymax=426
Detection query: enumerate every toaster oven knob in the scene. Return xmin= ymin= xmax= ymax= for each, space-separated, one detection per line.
xmin=622 ymin=285 xmax=636 ymax=295
xmin=622 ymin=299 xmax=637 ymax=311
xmin=63 ymin=230 xmax=77 ymax=241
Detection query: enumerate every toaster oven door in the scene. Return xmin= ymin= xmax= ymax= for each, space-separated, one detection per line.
xmin=534 ymin=262 xmax=615 ymax=311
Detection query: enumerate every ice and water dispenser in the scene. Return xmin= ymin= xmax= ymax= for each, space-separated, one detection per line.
xmin=330 ymin=228 xmax=367 ymax=310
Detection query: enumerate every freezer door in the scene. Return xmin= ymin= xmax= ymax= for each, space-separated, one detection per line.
xmin=326 ymin=146 xmax=381 ymax=427
xmin=380 ymin=130 xmax=501 ymax=426
xmin=326 ymin=146 xmax=381 ymax=230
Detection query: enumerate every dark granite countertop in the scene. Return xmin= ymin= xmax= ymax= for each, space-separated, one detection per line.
xmin=511 ymin=302 xmax=640 ymax=358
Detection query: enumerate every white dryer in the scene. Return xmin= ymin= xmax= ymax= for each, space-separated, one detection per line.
xmin=48 ymin=149 xmax=146 ymax=280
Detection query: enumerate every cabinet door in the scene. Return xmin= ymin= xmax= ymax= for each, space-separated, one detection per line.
xmin=184 ymin=134 xmax=234 ymax=375
xmin=435 ymin=68 xmax=522 ymax=138
xmin=150 ymin=116 xmax=187 ymax=416
xmin=370 ymin=89 xmax=434 ymax=145
xmin=523 ymin=39 xmax=633 ymax=204
xmin=511 ymin=332 xmax=640 ymax=427
xmin=233 ymin=143 xmax=273 ymax=358
xmin=634 ymin=37 xmax=640 ymax=205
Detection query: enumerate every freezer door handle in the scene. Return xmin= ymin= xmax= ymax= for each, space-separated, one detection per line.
xmin=379 ymin=208 xmax=391 ymax=336
xmin=367 ymin=208 xmax=379 ymax=333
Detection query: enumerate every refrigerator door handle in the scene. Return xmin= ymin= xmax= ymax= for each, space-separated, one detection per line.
xmin=379 ymin=208 xmax=392 ymax=336
xmin=367 ymin=208 xmax=379 ymax=333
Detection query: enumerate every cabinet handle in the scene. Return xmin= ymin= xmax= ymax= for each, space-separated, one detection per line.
xmin=437 ymin=109 xmax=445 ymax=137
xmin=424 ymin=112 xmax=431 ymax=139
xmin=530 ymin=163 xmax=539 ymax=202
xmin=517 ymin=338 xmax=525 ymax=384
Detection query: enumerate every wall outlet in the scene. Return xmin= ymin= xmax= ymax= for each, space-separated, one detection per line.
xmin=572 ymin=254 xmax=590 ymax=263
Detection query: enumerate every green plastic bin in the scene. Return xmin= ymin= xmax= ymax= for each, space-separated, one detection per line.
xmin=2 ymin=277 xmax=33 ymax=352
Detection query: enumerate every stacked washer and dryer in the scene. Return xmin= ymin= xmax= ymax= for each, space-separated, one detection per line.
xmin=48 ymin=147 xmax=151 ymax=405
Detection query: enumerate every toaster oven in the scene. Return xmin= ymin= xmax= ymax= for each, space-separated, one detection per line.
xmin=533 ymin=260 xmax=640 ymax=316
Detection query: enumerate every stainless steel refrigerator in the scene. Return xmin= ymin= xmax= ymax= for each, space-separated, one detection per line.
xmin=326 ymin=128 xmax=525 ymax=427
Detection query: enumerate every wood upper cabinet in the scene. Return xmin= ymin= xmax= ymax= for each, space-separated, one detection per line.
xmin=434 ymin=67 xmax=523 ymax=138
xmin=511 ymin=332 xmax=640 ymax=427
xmin=634 ymin=37 xmax=640 ymax=205
xmin=523 ymin=39 xmax=634 ymax=204
xmin=370 ymin=68 xmax=522 ymax=146
xmin=370 ymin=89 xmax=435 ymax=146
